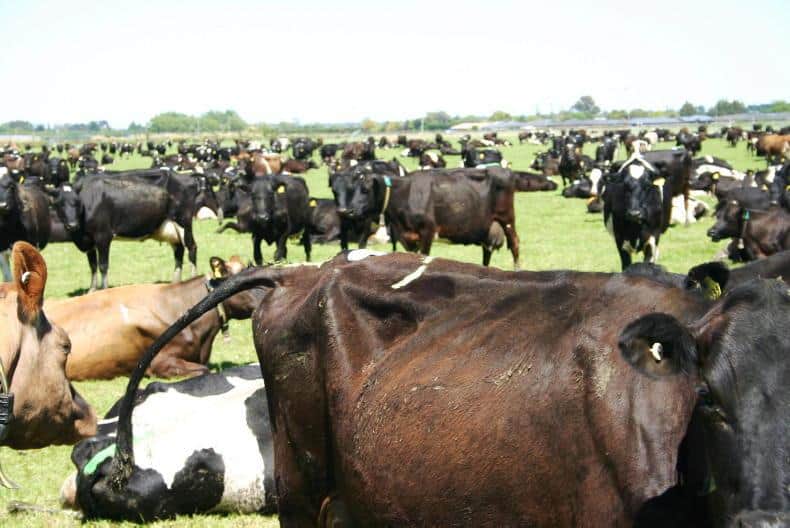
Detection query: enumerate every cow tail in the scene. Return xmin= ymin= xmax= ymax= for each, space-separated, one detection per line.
xmin=109 ymin=266 xmax=281 ymax=489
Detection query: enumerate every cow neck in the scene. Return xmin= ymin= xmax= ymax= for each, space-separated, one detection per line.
xmin=204 ymin=277 xmax=230 ymax=338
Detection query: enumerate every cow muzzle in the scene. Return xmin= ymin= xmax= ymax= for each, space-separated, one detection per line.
xmin=707 ymin=227 xmax=724 ymax=242
xmin=626 ymin=209 xmax=644 ymax=222
xmin=337 ymin=207 xmax=353 ymax=219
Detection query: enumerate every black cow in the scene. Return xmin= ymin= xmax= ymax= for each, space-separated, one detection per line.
xmin=0 ymin=172 xmax=51 ymax=281
xmin=462 ymin=148 xmax=503 ymax=168
xmin=595 ymin=138 xmax=618 ymax=165
xmin=291 ymin=137 xmax=320 ymax=161
xmin=512 ymin=171 xmax=558 ymax=192
xmin=558 ymin=144 xmax=587 ymax=187
xmin=330 ymin=169 xmax=378 ymax=251
xmin=47 ymin=157 xmax=70 ymax=187
xmin=249 ymin=174 xmax=312 ymax=264
xmin=64 ymin=365 xmax=276 ymax=521
xmin=52 ymin=174 xmax=197 ymax=291
xmin=419 ymin=151 xmax=446 ymax=169
xmin=319 ymin=143 xmax=340 ymax=163
xmin=708 ymin=202 xmax=790 ymax=260
xmin=676 ymin=129 xmax=703 ymax=155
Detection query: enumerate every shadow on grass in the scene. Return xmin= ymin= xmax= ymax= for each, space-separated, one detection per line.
xmin=209 ymin=360 xmax=256 ymax=372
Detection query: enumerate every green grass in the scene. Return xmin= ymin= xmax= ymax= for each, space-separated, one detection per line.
xmin=0 ymin=135 xmax=764 ymax=526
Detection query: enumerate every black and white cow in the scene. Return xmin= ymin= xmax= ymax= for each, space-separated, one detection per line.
xmin=62 ymin=364 xmax=275 ymax=521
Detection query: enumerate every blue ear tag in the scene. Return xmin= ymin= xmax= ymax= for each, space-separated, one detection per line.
xmin=384 ymin=176 xmax=392 ymax=187
xmin=743 ymin=210 xmax=750 ymax=220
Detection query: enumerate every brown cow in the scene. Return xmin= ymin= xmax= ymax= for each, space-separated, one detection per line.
xmin=0 ymin=242 xmax=96 ymax=450
xmin=281 ymin=158 xmax=318 ymax=174
xmin=756 ymin=134 xmax=790 ymax=164
xmin=48 ymin=256 xmax=262 ymax=379
xmin=250 ymin=152 xmax=282 ymax=176
xmin=100 ymin=252 xmax=787 ymax=525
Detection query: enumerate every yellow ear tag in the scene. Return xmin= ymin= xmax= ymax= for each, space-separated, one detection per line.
xmin=309 ymin=199 xmax=317 ymax=207
xmin=702 ymin=276 xmax=722 ymax=301
xmin=478 ymin=153 xmax=485 ymax=160
xmin=653 ymin=177 xmax=666 ymax=187
xmin=19 ymin=176 xmax=24 ymax=184
xmin=212 ymin=266 xmax=224 ymax=279
xmin=276 ymin=185 xmax=286 ymax=194
xmin=762 ymin=185 xmax=768 ymax=191
xmin=712 ymin=172 xmax=719 ymax=180
xmin=785 ymin=185 xmax=790 ymax=191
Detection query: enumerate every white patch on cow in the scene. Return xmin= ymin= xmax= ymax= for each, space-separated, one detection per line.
xmin=644 ymin=132 xmax=658 ymax=145
xmin=704 ymin=155 xmax=713 ymax=164
xmin=0 ymin=167 xmax=7 ymax=178
xmin=766 ymin=166 xmax=778 ymax=183
xmin=696 ymin=164 xmax=736 ymax=179
xmin=621 ymin=240 xmax=635 ymax=254
xmin=428 ymin=152 xmax=438 ymax=164
xmin=98 ymin=416 xmax=119 ymax=426
xmin=347 ymin=249 xmax=387 ymax=262
xmin=401 ymin=148 xmax=410 ymax=158
xmin=196 ymin=206 xmax=217 ymax=220
xmin=398 ymin=165 xmax=406 ymax=177
xmin=119 ymin=303 xmax=130 ymax=324
xmin=62 ymin=184 xmax=73 ymax=192
xmin=628 ymin=163 xmax=646 ymax=180
xmin=391 ymin=256 xmax=434 ymax=289
xmin=589 ymin=168 xmax=602 ymax=191
xmin=370 ymin=224 xmax=390 ymax=245
xmin=130 ymin=375 xmax=268 ymax=513
xmin=349 ymin=160 xmax=358 ymax=167
xmin=152 ymin=220 xmax=185 ymax=245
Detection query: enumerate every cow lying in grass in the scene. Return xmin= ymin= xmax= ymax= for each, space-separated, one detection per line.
xmin=61 ymin=364 xmax=275 ymax=519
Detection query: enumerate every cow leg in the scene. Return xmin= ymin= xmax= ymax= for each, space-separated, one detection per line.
xmin=148 ymin=355 xmax=209 ymax=379
xmin=482 ymin=247 xmax=493 ymax=266
xmin=253 ymin=234 xmax=264 ymax=266
xmin=172 ymin=243 xmax=184 ymax=282
xmin=419 ymin=229 xmax=434 ymax=256
xmin=183 ymin=226 xmax=197 ymax=276
xmin=86 ymin=249 xmax=98 ymax=292
xmin=300 ymin=230 xmax=312 ymax=262
xmin=274 ymin=234 xmax=288 ymax=262
xmin=504 ymin=223 xmax=521 ymax=269
xmin=0 ymin=250 xmax=10 ymax=282
xmin=96 ymin=240 xmax=111 ymax=290
xmin=339 ymin=223 xmax=349 ymax=252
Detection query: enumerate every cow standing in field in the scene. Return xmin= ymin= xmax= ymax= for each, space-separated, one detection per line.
xmin=0 ymin=171 xmax=52 ymax=281
xmin=88 ymin=252 xmax=790 ymax=525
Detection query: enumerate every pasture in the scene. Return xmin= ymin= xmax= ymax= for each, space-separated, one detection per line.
xmin=0 ymin=134 xmax=760 ymax=526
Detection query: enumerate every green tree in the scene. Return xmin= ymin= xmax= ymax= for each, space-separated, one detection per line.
xmin=678 ymin=102 xmax=697 ymax=116
xmin=707 ymin=100 xmax=746 ymax=116
xmin=768 ymin=100 xmax=790 ymax=113
xmin=571 ymin=96 xmax=600 ymax=115
xmin=489 ymin=110 xmax=512 ymax=121
xmin=424 ymin=111 xmax=451 ymax=130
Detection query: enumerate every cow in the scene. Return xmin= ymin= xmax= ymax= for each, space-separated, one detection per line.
xmin=558 ymin=143 xmax=587 ymax=187
xmin=462 ymin=148 xmax=504 ymax=169
xmin=319 ymin=143 xmax=340 ymax=163
xmin=0 ymin=242 xmax=97 ymax=458
xmin=51 ymin=175 xmax=197 ymax=291
xmin=249 ymin=174 xmax=313 ymax=264
xmin=47 ymin=256 xmax=261 ymax=379
xmin=349 ymin=168 xmax=520 ymax=266
xmin=47 ymin=157 xmax=70 ymax=187
xmin=725 ymin=126 xmax=743 ymax=147
xmin=595 ymin=138 xmax=618 ymax=165
xmin=330 ymin=169 xmax=379 ymax=251
xmin=530 ymin=151 xmax=560 ymax=176
xmin=89 ymin=250 xmax=790 ymax=525
xmin=0 ymin=173 xmax=52 ymax=274
xmin=342 ymin=139 xmax=375 ymax=161
xmin=676 ymin=129 xmax=703 ymax=155
xmin=281 ymin=158 xmax=318 ymax=174
xmin=687 ymin=250 xmax=790 ymax=294
xmin=419 ymin=151 xmax=446 ymax=169
xmin=291 ymin=137 xmax=321 ymax=160
xmin=756 ymin=134 xmax=790 ymax=165
xmin=512 ymin=171 xmax=558 ymax=192
xmin=62 ymin=364 xmax=276 ymax=520
xmin=708 ymin=202 xmax=790 ymax=260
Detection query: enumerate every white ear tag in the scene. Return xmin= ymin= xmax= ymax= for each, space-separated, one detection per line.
xmin=650 ymin=342 xmax=663 ymax=362
xmin=21 ymin=271 xmax=31 ymax=285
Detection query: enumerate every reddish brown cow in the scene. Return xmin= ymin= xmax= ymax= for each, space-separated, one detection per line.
xmin=48 ymin=256 xmax=262 ymax=379
xmin=756 ymin=134 xmax=790 ymax=163
xmin=0 ymin=242 xmax=97 ymax=451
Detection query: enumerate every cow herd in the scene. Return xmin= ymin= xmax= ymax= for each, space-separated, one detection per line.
xmin=0 ymin=125 xmax=789 ymax=527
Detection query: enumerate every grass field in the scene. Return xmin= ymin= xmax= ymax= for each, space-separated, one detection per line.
xmin=0 ymin=134 xmax=764 ymax=526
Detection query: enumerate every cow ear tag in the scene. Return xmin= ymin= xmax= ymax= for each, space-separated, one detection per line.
xmin=653 ymin=177 xmax=666 ymax=187
xmin=276 ymin=185 xmax=286 ymax=194
xmin=309 ymin=199 xmax=317 ymax=207
xmin=712 ymin=172 xmax=719 ymax=180
xmin=383 ymin=176 xmax=392 ymax=187
xmin=702 ymin=276 xmax=722 ymax=301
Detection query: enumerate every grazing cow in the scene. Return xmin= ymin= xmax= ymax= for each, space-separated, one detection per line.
xmin=725 ymin=126 xmax=743 ymax=147
xmin=52 ymin=175 xmax=197 ymax=291
xmin=249 ymin=174 xmax=312 ymax=264
xmin=63 ymin=365 xmax=275 ymax=520
xmin=0 ymin=242 xmax=97 ymax=454
xmin=708 ymin=202 xmax=790 ymax=260
xmin=94 ymin=251 xmax=790 ymax=525
xmin=48 ymin=257 xmax=260 ymax=379
xmin=512 ymin=171 xmax=558 ymax=192
xmin=0 ymin=173 xmax=52 ymax=268
xmin=100 ymin=154 xmax=113 ymax=165
xmin=419 ymin=151 xmax=446 ymax=169
xmin=676 ymin=129 xmax=703 ymax=155
xmin=350 ymin=168 xmax=520 ymax=266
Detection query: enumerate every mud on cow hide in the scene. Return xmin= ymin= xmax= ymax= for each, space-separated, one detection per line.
xmin=64 ymin=365 xmax=275 ymax=521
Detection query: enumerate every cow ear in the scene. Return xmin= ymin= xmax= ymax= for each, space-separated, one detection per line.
xmin=12 ymin=241 xmax=47 ymax=323
xmin=685 ymin=262 xmax=729 ymax=300
xmin=209 ymin=256 xmax=228 ymax=279
xmin=618 ymin=313 xmax=698 ymax=378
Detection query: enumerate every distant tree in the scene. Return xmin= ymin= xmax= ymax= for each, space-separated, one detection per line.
xmin=678 ymin=102 xmax=697 ymax=116
xmin=707 ymin=100 xmax=746 ymax=116
xmin=149 ymin=112 xmax=197 ymax=133
xmin=606 ymin=109 xmax=628 ymax=119
xmin=360 ymin=118 xmax=378 ymax=132
xmin=127 ymin=122 xmax=146 ymax=133
xmin=384 ymin=121 xmax=401 ymax=132
xmin=571 ymin=96 xmax=600 ymax=115
xmin=489 ymin=110 xmax=512 ymax=121
xmin=424 ymin=111 xmax=451 ymax=130
xmin=767 ymin=100 xmax=790 ymax=113
xmin=0 ymin=120 xmax=34 ymax=132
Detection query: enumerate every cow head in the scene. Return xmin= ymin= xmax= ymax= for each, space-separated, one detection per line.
xmin=622 ymin=165 xmax=664 ymax=224
xmin=50 ymin=184 xmax=83 ymax=233
xmin=707 ymin=200 xmax=743 ymax=242
xmin=1 ymin=242 xmax=97 ymax=449
xmin=348 ymin=172 xmax=385 ymax=220
xmin=0 ymin=173 xmax=18 ymax=215
xmin=251 ymin=176 xmax=288 ymax=225
xmin=619 ymin=279 xmax=790 ymax=526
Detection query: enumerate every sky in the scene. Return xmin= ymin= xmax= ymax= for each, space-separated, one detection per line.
xmin=1 ymin=0 xmax=787 ymax=128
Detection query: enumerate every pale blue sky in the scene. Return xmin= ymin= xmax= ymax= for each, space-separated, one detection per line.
xmin=1 ymin=0 xmax=786 ymax=127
